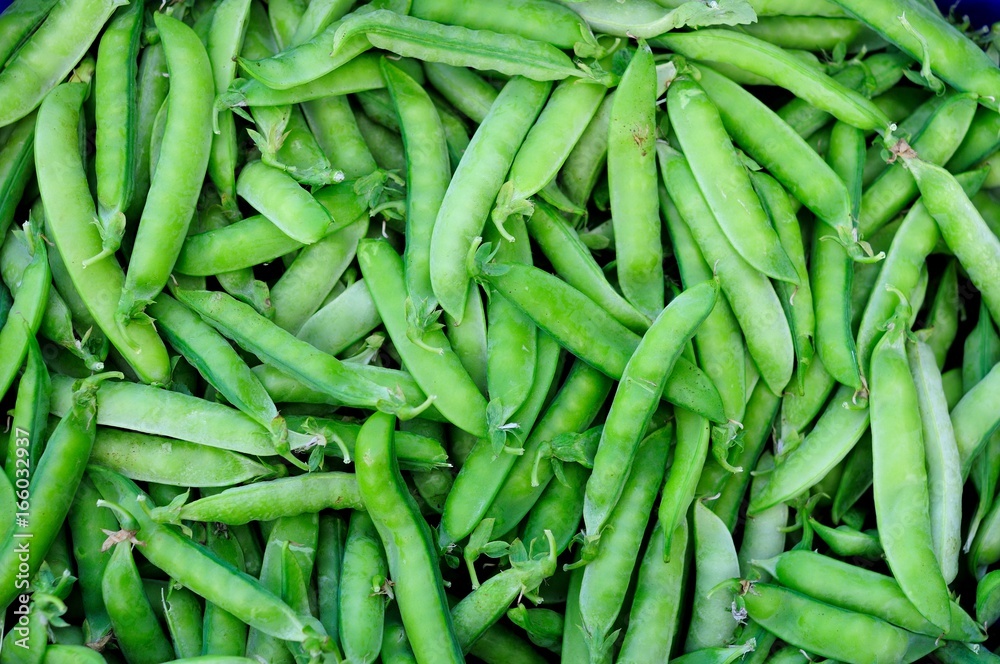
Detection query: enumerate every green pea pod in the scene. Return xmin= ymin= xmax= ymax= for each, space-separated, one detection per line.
xmin=381 ymin=604 xmax=418 ymax=664
xmin=684 ymin=501 xmax=741 ymax=653
xmin=67 ymin=476 xmax=117 ymax=645
xmin=317 ymin=514 xmax=347 ymax=647
xmin=577 ymin=424 xmax=672 ymax=663
xmin=743 ymin=583 xmax=938 ymax=664
xmin=655 ymin=30 xmax=891 ymax=132
xmin=41 ymin=645 xmax=108 ymax=664
xmin=0 ymin=112 xmax=36 ymax=239
xmin=920 ymin=260 xmax=959 ymax=370
xmin=163 ymin=584 xmax=205 ymax=659
xmin=476 ymin=260 xmax=726 ymax=422
xmin=506 ymin=605 xmax=562 ymax=653
xmin=667 ymin=75 xmax=797 ymax=284
xmin=0 ymin=0 xmax=123 ymax=127
xmin=0 ymin=372 xmax=120 ymax=611
xmin=340 ymin=510 xmax=390 ymax=664
xmin=616 ymin=518 xmax=689 ymax=664
xmin=452 ymin=533 xmax=557 ymax=651
xmin=811 ymin=519 xmax=884 ymax=560
xmin=0 ymin=0 xmax=60 ymax=68
xmin=870 ymin=299 xmax=952 ymax=632
xmin=657 ymin=141 xmax=794 ymax=395
xmin=381 ymin=57 xmax=450 ymax=309
xmin=201 ymin=523 xmax=249 ymax=656
xmin=178 ymin=473 xmax=363 ymax=525
xmin=206 ymin=0 xmax=254 ymax=211
xmin=831 ymin=432 xmax=873 ymax=524
xmin=948 ymin=105 xmax=1000 ymax=173
xmin=89 ymin=466 xmax=324 ymax=651
xmin=120 ymin=12 xmax=214 ymax=323
xmin=749 ymin=383 xmax=868 ymax=514
xmin=584 ymin=279 xmax=717 ymax=541
xmin=91 ymin=0 xmax=142 ymax=265
xmin=237 ymin=160 xmax=335 ymax=244
xmin=757 ymin=550 xmax=985 ymax=643
xmin=560 ymin=92 xmax=612 ymax=209
xmin=560 ymin=0 xmax=756 ymax=38
xmin=521 ymin=461 xmax=589 ymax=556
xmin=431 ymin=75 xmax=551 ymax=321
xmin=0 ymin=223 xmax=49 ymax=402
xmin=5 ymin=334 xmax=49 ymax=489
xmin=103 ymin=539 xmax=176 ymax=664
xmin=354 ymin=412 xmax=465 ymax=664
xmin=296 ymin=278 xmax=381 ymax=356
xmin=658 ymin=408 xmax=710 ymax=560
xmin=333 ymin=10 xmax=587 ymax=82
xmin=37 ymin=82 xmax=171 ymax=385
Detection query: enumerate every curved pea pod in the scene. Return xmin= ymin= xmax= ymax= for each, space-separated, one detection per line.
xmin=870 ymin=305 xmax=952 ymax=633
xmin=201 ymin=522 xmax=250 ymax=656
xmin=0 ymin=223 xmax=49 ymax=402
xmin=89 ymin=428 xmax=279 ymax=488
xmin=810 ymin=519 xmax=883 ymax=560
xmin=0 ymin=373 xmax=120 ymax=611
xmin=37 ymin=87 xmax=170 ymax=384
xmin=657 ymin=408 xmax=710 ymax=561
xmin=119 ymin=13 xmax=214 ymax=323
xmin=103 ymin=539 xmax=176 ymax=664
xmin=177 ymin=473 xmax=363 ymax=525
xmin=560 ymin=0 xmax=756 ymax=38
xmin=667 ymin=75 xmax=797 ymax=284
xmin=977 ymin=569 xmax=1000 ymax=630
xmin=0 ymin=0 xmax=60 ymax=68
xmin=684 ymin=501 xmax=741 ymax=653
xmin=354 ymin=412 xmax=465 ymax=664
xmin=0 ymin=0 xmax=122 ymax=127
xmin=831 ymin=0 xmax=1000 ymax=104
xmin=748 ymin=384 xmax=868 ymax=514
xmin=699 ymin=64 xmax=852 ymax=233
xmin=430 ymin=75 xmax=551 ymax=322
xmin=452 ymin=533 xmax=558 ymax=651
xmin=88 ymin=466 xmax=328 ymax=653
xmin=654 ymin=30 xmax=891 ymax=133
xmin=236 ymin=160 xmax=335 ymax=244
xmin=476 ymin=260 xmax=726 ymax=422
xmin=657 ymin=141 xmax=794 ymax=395
xmin=583 ymin=280 xmax=717 ymax=540
xmin=506 ymin=605 xmax=562 ymax=653
xmin=0 ymin=112 xmax=36 ymax=239
xmin=358 ymin=238 xmax=488 ymax=437
xmin=333 ymin=9 xmax=588 ymax=82
xmin=577 ymin=424 xmax=672 ymax=663
xmin=5 ymin=332 xmax=49 ymax=493
xmin=175 ymin=288 xmax=424 ymax=419
xmin=340 ymin=510 xmax=390 ymax=664
xmin=163 ymin=584 xmax=205 ymax=659
xmin=617 ymin=518 xmax=689 ymax=664
xmin=757 ymin=550 xmax=985 ymax=643
xmin=742 ymin=583 xmax=938 ymax=664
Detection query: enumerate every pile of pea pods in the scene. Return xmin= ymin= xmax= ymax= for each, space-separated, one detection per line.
xmin=6 ymin=0 xmax=1000 ymax=662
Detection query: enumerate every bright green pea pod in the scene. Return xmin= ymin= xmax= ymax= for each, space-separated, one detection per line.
xmin=507 ymin=605 xmax=562 ymax=653
xmin=811 ymin=519 xmax=883 ymax=560
xmin=201 ymin=522 xmax=249 ymax=656
xmin=296 ymin=278 xmax=381 ymax=357
xmin=452 ymin=533 xmax=557 ymax=651
xmin=607 ymin=42 xmax=663 ymax=319
xmin=559 ymin=91 xmax=612 ymax=208
xmin=0 ymin=0 xmax=123 ymax=127
xmin=67 ymin=476 xmax=117 ymax=645
xmin=333 ymin=10 xmax=589 ymax=82
xmin=700 ymin=64 xmax=852 ymax=233
xmin=178 ymin=473 xmax=363 ymax=525
xmin=657 ymin=141 xmax=794 ymax=395
xmin=381 ymin=605 xmax=418 ymax=664
xmin=757 ymin=550 xmax=985 ymax=643
xmin=830 ymin=0 xmax=1000 ymax=104
xmin=657 ymin=407 xmax=710 ymax=561
xmin=748 ymin=384 xmax=868 ymax=514
xmin=977 ymin=569 xmax=1000 ymax=630
xmin=339 ymin=510 xmax=390 ymax=664
xmin=521 ymin=461 xmax=589 ymax=556
xmin=485 ymin=216 xmax=538 ymax=419
xmin=493 ymin=79 xmax=605 ymax=240
xmin=431 ymin=76 xmax=551 ymax=321
xmin=655 ymin=30 xmax=891 ymax=132
xmin=103 ymin=540 xmax=175 ymax=664
xmin=577 ymin=424 xmax=672 ymax=663
xmin=0 ymin=112 xmax=35 ymax=239
xmin=163 ymin=585 xmax=205 ymax=659
xmin=667 ymin=75 xmax=797 ymax=284
xmin=39 ymin=645 xmax=107 ymax=664
xmin=948 ymin=105 xmax=1000 ymax=173
xmin=119 ymin=13 xmax=214 ymax=323
xmin=91 ymin=0 xmax=142 ymax=266
xmin=236 ymin=159 xmax=334 ymax=244
xmin=126 ymin=40 xmax=169 ymax=224
xmin=907 ymin=338 xmax=962 ymax=585
xmin=737 ymin=452 xmax=787 ymax=580
xmin=742 ymin=583 xmax=937 ymax=664
xmin=358 ymin=238 xmax=488 ymax=437
xmin=831 ymin=431 xmax=872 ymax=524
xmin=684 ymin=501 xmax=740 ymax=653
xmin=0 ymin=222 xmax=49 ymax=401
xmin=5 ymin=333 xmax=49 ymax=489
xmin=317 ymin=514 xmax=347 ymax=647
xmin=871 ymin=301 xmax=952 ymax=633
xmin=669 ymin=642 xmax=759 ymax=664
xmin=355 ymin=413 xmax=465 ymax=664
xmin=617 ymin=518 xmax=688 ymax=663
xmin=559 ymin=0 xmax=756 ymax=38
xmin=738 ymin=15 xmax=871 ymax=51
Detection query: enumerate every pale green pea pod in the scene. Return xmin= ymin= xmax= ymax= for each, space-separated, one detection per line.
xmin=332 ymin=10 xmax=590 ymax=82
xmin=684 ymin=501 xmax=741 ymax=653
xmin=0 ymin=112 xmax=36 ymax=239
xmin=811 ymin=519 xmax=884 ymax=560
xmin=178 ymin=473 xmax=364 ymax=525
xmin=236 ymin=160 xmax=335 ymax=244
xmin=737 ymin=452 xmax=786 ymax=580
xmin=119 ymin=13 xmax=214 ymax=324
xmin=228 ymin=53 xmax=386 ymax=108
xmin=491 ymin=78 xmax=605 ymax=239
xmin=0 ymin=0 xmax=124 ymax=127
xmin=91 ymin=0 xmax=142 ymax=265
xmin=296 ymin=278 xmax=382 ymax=357
xmin=0 ymin=0 xmax=60 ymax=68
xmin=557 ymin=0 xmax=757 ymax=38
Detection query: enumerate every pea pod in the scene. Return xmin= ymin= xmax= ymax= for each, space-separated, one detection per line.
xmin=0 ymin=223 xmax=49 ymax=402
xmin=0 ymin=112 xmax=36 ymax=239
xmin=201 ymin=523 xmax=249 ymax=656
xmin=0 ymin=0 xmax=60 ymax=68
xmin=103 ymin=539 xmax=176 ymax=664
xmin=340 ymin=510 xmax=390 ymax=664
xmin=685 ymin=501 xmax=740 ymax=652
